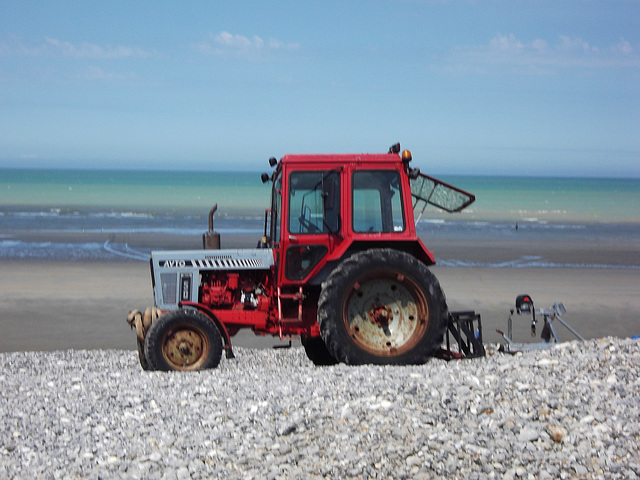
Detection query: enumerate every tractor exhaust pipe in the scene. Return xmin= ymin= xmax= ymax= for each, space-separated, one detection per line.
xmin=203 ymin=204 xmax=221 ymax=249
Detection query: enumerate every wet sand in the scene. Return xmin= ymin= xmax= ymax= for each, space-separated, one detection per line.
xmin=1 ymin=232 xmax=639 ymax=352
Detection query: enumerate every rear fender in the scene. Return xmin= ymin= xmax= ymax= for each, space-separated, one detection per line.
xmin=339 ymin=239 xmax=435 ymax=265
xmin=308 ymin=240 xmax=435 ymax=285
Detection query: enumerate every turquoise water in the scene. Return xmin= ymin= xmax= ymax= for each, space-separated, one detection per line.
xmin=451 ymin=176 xmax=640 ymax=224
xmin=0 ymin=169 xmax=271 ymax=215
xmin=2 ymin=169 xmax=638 ymax=223
xmin=1 ymin=168 xmax=639 ymax=262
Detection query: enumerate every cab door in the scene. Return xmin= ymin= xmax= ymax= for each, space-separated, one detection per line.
xmin=279 ymin=168 xmax=342 ymax=285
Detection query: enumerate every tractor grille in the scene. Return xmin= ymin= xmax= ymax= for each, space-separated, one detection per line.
xmin=190 ymin=257 xmax=265 ymax=269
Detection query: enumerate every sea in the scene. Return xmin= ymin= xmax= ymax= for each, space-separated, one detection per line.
xmin=1 ymin=169 xmax=638 ymax=266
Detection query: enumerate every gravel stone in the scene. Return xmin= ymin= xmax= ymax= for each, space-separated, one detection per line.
xmin=0 ymin=337 xmax=638 ymax=479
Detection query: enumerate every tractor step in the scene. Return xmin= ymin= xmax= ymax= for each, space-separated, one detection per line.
xmin=438 ymin=310 xmax=486 ymax=360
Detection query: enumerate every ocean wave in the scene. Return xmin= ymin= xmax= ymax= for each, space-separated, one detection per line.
xmin=518 ymin=222 xmax=587 ymax=231
xmin=436 ymin=256 xmax=639 ymax=270
xmin=9 ymin=210 xmax=79 ymax=218
xmin=102 ymin=241 xmax=149 ymax=261
xmin=5 ymin=209 xmax=157 ymax=219
xmin=418 ymin=219 xmax=446 ymax=225
xmin=0 ymin=239 xmax=149 ymax=261
xmin=88 ymin=212 xmax=156 ymax=219
xmin=51 ymin=226 xmax=263 ymax=235
xmin=0 ymin=240 xmax=105 ymax=260
xmin=1 ymin=237 xmax=637 ymax=268
xmin=218 ymin=213 xmax=265 ymax=221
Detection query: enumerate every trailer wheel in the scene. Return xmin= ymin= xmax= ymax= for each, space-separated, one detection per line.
xmin=144 ymin=309 xmax=223 ymax=371
xmin=318 ymin=249 xmax=447 ymax=365
xmin=301 ymin=336 xmax=338 ymax=366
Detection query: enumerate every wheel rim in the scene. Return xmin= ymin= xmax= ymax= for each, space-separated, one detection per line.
xmin=161 ymin=323 xmax=210 ymax=371
xmin=342 ymin=271 xmax=429 ymax=357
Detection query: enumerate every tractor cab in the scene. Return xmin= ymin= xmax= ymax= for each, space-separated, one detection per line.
xmin=262 ymin=145 xmax=475 ymax=289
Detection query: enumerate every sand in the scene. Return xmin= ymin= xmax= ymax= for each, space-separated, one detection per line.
xmin=1 ymin=232 xmax=639 ymax=353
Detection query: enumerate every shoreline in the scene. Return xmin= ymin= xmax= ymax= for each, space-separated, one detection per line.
xmin=2 ymin=230 xmax=639 ymax=352
xmin=2 ymin=229 xmax=639 ymax=267
xmin=1 ymin=262 xmax=638 ymax=353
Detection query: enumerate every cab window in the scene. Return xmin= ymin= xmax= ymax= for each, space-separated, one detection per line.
xmin=288 ymin=171 xmax=340 ymax=234
xmin=352 ymin=170 xmax=405 ymax=233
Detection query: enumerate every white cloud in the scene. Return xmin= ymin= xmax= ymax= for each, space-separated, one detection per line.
xmin=558 ymin=35 xmax=598 ymax=54
xmin=215 ymin=31 xmax=260 ymax=50
xmin=0 ymin=35 xmax=40 ymax=56
xmin=614 ymin=37 xmax=633 ymax=55
xmin=193 ymin=31 xmax=301 ymax=59
xmin=438 ymin=33 xmax=640 ymax=74
xmin=489 ymin=33 xmax=524 ymax=54
xmin=531 ymin=39 xmax=548 ymax=54
xmin=45 ymin=38 xmax=149 ymax=59
xmin=0 ymin=36 xmax=149 ymax=59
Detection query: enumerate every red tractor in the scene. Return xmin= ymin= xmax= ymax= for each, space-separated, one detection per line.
xmin=127 ymin=144 xmax=476 ymax=370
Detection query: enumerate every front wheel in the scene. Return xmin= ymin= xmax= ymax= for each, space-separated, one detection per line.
xmin=318 ymin=249 xmax=448 ymax=365
xmin=137 ymin=338 xmax=151 ymax=371
xmin=144 ymin=309 xmax=223 ymax=371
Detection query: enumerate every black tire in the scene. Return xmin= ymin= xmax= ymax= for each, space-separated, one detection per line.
xmin=137 ymin=338 xmax=151 ymax=371
xmin=144 ymin=309 xmax=223 ymax=371
xmin=301 ymin=336 xmax=338 ymax=366
xmin=318 ymin=249 xmax=448 ymax=365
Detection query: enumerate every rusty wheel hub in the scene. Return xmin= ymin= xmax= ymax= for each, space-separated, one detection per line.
xmin=344 ymin=274 xmax=428 ymax=357
xmin=369 ymin=304 xmax=394 ymax=334
xmin=162 ymin=328 xmax=209 ymax=370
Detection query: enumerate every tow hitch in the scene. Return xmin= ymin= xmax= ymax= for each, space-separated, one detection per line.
xmin=438 ymin=310 xmax=486 ymax=360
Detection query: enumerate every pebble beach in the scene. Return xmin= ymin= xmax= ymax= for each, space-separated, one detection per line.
xmin=1 ymin=338 xmax=638 ymax=479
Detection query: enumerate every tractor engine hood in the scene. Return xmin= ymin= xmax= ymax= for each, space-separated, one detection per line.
xmin=150 ymin=249 xmax=274 ymax=310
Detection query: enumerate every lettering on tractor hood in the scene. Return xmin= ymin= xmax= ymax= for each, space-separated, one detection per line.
xmin=153 ymin=249 xmax=275 ymax=270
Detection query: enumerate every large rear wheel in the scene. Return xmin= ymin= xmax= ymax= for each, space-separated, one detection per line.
xmin=318 ymin=249 xmax=447 ymax=365
xmin=144 ymin=309 xmax=223 ymax=371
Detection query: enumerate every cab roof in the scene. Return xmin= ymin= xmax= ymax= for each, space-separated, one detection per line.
xmin=279 ymin=152 xmax=402 ymax=166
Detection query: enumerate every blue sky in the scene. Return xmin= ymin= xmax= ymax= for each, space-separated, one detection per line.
xmin=1 ymin=1 xmax=639 ymax=177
